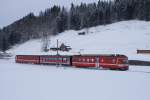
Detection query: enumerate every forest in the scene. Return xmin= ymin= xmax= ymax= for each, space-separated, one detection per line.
xmin=0 ymin=0 xmax=150 ymax=52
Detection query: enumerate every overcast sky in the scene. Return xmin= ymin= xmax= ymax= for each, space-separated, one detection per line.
xmin=0 ymin=0 xmax=101 ymax=28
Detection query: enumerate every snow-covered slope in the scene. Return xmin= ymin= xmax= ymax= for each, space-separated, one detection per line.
xmin=10 ymin=20 xmax=150 ymax=61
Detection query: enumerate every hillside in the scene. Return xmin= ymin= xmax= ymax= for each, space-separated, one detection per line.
xmin=1 ymin=0 xmax=150 ymax=52
xmin=9 ymin=20 xmax=150 ymax=61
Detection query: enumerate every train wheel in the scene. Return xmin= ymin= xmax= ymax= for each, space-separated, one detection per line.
xmin=119 ymin=68 xmax=128 ymax=71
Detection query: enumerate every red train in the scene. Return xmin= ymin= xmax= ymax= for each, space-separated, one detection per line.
xmin=15 ymin=54 xmax=129 ymax=70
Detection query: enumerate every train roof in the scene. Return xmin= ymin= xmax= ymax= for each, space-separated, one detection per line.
xmin=16 ymin=54 xmax=127 ymax=57
xmin=16 ymin=54 xmax=72 ymax=57
xmin=73 ymin=54 xmax=127 ymax=57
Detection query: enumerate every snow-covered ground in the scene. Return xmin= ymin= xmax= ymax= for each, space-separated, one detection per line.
xmin=0 ymin=58 xmax=150 ymax=100
xmin=1 ymin=20 xmax=150 ymax=100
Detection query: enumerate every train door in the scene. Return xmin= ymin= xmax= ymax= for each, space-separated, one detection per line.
xmin=95 ymin=56 xmax=99 ymax=68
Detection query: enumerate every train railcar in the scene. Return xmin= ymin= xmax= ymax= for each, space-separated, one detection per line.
xmin=72 ymin=54 xmax=129 ymax=70
xmin=72 ymin=55 xmax=98 ymax=68
xmin=15 ymin=55 xmax=40 ymax=64
xmin=15 ymin=54 xmax=129 ymax=71
xmin=39 ymin=55 xmax=72 ymax=66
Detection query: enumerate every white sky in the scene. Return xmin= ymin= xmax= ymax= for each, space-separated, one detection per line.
xmin=0 ymin=0 xmax=101 ymax=28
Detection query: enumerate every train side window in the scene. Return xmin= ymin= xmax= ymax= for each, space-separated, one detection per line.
xmin=79 ymin=58 xmax=81 ymax=62
xmin=83 ymin=58 xmax=85 ymax=62
xmin=52 ymin=57 xmax=54 ymax=60
xmin=91 ymin=58 xmax=94 ymax=62
xmin=49 ymin=57 xmax=52 ymax=60
xmin=56 ymin=58 xmax=58 ymax=60
xmin=75 ymin=58 xmax=78 ymax=62
xmin=43 ymin=58 xmax=46 ymax=62
xmin=87 ymin=58 xmax=89 ymax=62
xmin=58 ymin=58 xmax=61 ymax=61
xmin=63 ymin=58 xmax=66 ymax=61
xmin=101 ymin=58 xmax=104 ymax=63
xmin=73 ymin=58 xmax=76 ymax=61
xmin=112 ymin=59 xmax=116 ymax=63
xmin=106 ymin=58 xmax=114 ymax=64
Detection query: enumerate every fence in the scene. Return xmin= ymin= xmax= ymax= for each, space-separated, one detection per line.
xmin=137 ymin=50 xmax=150 ymax=54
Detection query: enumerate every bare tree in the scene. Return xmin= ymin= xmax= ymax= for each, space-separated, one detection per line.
xmin=41 ymin=32 xmax=50 ymax=52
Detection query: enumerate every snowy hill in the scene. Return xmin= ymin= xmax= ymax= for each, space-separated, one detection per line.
xmin=10 ymin=20 xmax=150 ymax=61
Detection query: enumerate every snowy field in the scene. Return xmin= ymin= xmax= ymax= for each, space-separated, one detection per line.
xmin=0 ymin=58 xmax=150 ymax=100
xmin=1 ymin=20 xmax=150 ymax=100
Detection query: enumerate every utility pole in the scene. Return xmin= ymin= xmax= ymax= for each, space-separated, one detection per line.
xmin=57 ymin=39 xmax=59 ymax=56
xmin=56 ymin=39 xmax=59 ymax=67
